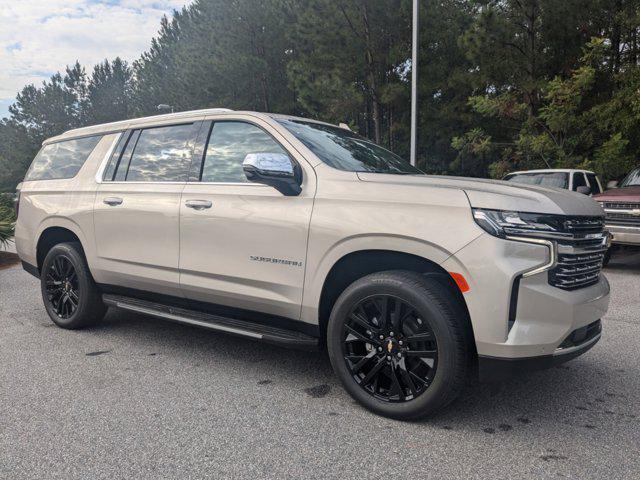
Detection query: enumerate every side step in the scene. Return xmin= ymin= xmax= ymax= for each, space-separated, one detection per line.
xmin=102 ymin=294 xmax=319 ymax=350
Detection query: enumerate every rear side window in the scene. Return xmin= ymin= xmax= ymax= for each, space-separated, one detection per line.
xmin=200 ymin=121 xmax=289 ymax=183
xmin=25 ymin=136 xmax=102 ymax=181
xmin=109 ymin=124 xmax=198 ymax=182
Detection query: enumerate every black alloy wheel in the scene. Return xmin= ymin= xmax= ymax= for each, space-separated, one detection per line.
xmin=40 ymin=242 xmax=107 ymax=329
xmin=327 ymin=271 xmax=469 ymax=420
xmin=45 ymin=254 xmax=80 ymax=319
xmin=342 ymin=294 xmax=438 ymax=402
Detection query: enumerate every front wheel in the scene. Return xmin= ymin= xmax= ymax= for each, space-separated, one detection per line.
xmin=327 ymin=271 xmax=470 ymax=420
xmin=40 ymin=242 xmax=106 ymax=329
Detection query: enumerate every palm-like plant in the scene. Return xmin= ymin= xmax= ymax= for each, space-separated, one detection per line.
xmin=0 ymin=202 xmax=15 ymax=249
xmin=0 ymin=221 xmax=14 ymax=249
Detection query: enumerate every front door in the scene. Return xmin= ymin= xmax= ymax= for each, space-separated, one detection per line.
xmin=93 ymin=122 xmax=202 ymax=296
xmin=179 ymin=118 xmax=315 ymax=320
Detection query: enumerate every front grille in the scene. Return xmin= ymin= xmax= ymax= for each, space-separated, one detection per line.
xmin=547 ymin=216 xmax=606 ymax=291
xmin=602 ymin=202 xmax=640 ymax=227
xmin=549 ymin=252 xmax=605 ymax=290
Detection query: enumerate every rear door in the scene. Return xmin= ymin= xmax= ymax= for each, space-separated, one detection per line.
xmin=178 ymin=117 xmax=316 ymax=320
xmin=93 ymin=121 xmax=202 ymax=296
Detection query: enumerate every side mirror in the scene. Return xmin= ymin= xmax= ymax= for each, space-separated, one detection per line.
xmin=242 ymin=153 xmax=301 ymax=196
xmin=576 ymin=185 xmax=591 ymax=195
xmin=606 ymin=180 xmax=619 ymax=189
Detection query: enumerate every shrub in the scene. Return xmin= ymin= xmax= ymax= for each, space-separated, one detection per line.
xmin=0 ymin=193 xmax=16 ymax=248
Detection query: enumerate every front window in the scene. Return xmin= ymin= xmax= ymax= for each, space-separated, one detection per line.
xmin=277 ymin=119 xmax=421 ymax=174
xmin=620 ymin=168 xmax=640 ymax=187
xmin=201 ymin=121 xmax=289 ymax=183
xmin=503 ymin=172 xmax=569 ymax=189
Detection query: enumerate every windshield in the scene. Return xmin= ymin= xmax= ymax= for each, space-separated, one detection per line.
xmin=277 ymin=119 xmax=422 ymax=174
xmin=620 ymin=168 xmax=640 ymax=187
xmin=503 ymin=172 xmax=569 ymax=189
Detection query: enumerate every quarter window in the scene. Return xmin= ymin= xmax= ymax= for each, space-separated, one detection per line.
xmin=201 ymin=122 xmax=289 ymax=183
xmin=25 ymin=135 xmax=102 ymax=181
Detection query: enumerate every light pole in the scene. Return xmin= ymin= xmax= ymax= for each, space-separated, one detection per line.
xmin=410 ymin=0 xmax=419 ymax=167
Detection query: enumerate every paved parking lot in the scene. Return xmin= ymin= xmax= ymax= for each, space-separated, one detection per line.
xmin=1 ymin=251 xmax=639 ymax=479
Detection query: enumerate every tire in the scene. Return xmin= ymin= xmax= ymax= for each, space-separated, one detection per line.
xmin=40 ymin=242 xmax=106 ymax=329
xmin=602 ymin=246 xmax=615 ymax=267
xmin=327 ymin=270 xmax=470 ymax=420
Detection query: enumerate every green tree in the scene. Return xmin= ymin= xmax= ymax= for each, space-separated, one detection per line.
xmin=85 ymin=58 xmax=133 ymax=125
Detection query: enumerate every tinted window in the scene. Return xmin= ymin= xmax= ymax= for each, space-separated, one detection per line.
xmin=620 ymin=168 xmax=640 ymax=187
xmin=278 ymin=119 xmax=421 ymax=174
xmin=201 ymin=122 xmax=289 ymax=183
xmin=572 ymin=172 xmax=587 ymax=191
xmin=122 ymin=124 xmax=197 ymax=182
xmin=504 ymin=172 xmax=569 ymax=189
xmin=102 ymin=132 xmax=128 ymax=181
xmin=586 ymin=173 xmax=601 ymax=194
xmin=25 ymin=136 xmax=102 ymax=181
xmin=113 ymin=130 xmax=141 ymax=182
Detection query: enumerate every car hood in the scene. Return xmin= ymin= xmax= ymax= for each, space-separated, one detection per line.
xmin=594 ymin=185 xmax=640 ymax=202
xmin=357 ymin=173 xmax=604 ymax=216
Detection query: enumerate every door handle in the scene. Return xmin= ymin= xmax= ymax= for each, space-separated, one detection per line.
xmin=185 ymin=199 xmax=212 ymax=210
xmin=103 ymin=197 xmax=123 ymax=206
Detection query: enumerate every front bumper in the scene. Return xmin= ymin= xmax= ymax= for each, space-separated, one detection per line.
xmin=478 ymin=320 xmax=602 ymax=382
xmin=441 ymin=232 xmax=610 ymax=361
xmin=607 ymin=224 xmax=640 ymax=246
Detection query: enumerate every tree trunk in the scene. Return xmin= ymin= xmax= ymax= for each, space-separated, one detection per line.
xmin=361 ymin=1 xmax=382 ymax=144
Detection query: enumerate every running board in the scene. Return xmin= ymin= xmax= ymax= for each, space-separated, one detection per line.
xmin=102 ymin=294 xmax=319 ymax=350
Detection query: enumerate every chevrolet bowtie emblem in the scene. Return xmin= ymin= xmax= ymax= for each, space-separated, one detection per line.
xmin=387 ymin=340 xmax=393 ymax=353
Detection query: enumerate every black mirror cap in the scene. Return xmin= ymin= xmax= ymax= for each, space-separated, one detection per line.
xmin=243 ymin=165 xmax=302 ymax=196
xmin=576 ymin=185 xmax=592 ymax=195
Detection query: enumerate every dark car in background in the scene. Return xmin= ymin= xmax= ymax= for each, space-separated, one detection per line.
xmin=595 ymin=167 xmax=640 ymax=262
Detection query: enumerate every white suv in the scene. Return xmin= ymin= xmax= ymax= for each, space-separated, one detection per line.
xmin=14 ymin=109 xmax=610 ymax=419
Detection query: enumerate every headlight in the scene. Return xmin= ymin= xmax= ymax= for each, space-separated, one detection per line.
xmin=472 ymin=209 xmax=559 ymax=239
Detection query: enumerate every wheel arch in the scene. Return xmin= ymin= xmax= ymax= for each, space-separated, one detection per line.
xmin=35 ymin=220 xmax=89 ymax=273
xmin=315 ymin=248 xmax=475 ymax=351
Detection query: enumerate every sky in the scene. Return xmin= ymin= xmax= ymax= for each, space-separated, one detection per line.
xmin=0 ymin=0 xmax=191 ymax=118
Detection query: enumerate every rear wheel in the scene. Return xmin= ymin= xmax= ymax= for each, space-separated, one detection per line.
xmin=327 ymin=271 xmax=469 ymax=420
xmin=41 ymin=242 xmax=106 ymax=329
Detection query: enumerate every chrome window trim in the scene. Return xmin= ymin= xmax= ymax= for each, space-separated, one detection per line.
xmin=94 ymin=181 xmax=187 ymax=186
xmin=185 ymin=181 xmax=269 ymax=187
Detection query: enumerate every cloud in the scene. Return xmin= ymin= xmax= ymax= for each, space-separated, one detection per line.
xmin=0 ymin=0 xmax=190 ymax=117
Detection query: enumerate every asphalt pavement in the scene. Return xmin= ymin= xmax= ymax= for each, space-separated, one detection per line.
xmin=1 ymin=250 xmax=639 ymax=479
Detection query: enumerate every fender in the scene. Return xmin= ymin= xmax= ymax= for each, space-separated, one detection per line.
xmin=34 ymin=216 xmax=97 ymax=270
xmin=300 ymin=233 xmax=458 ymax=325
